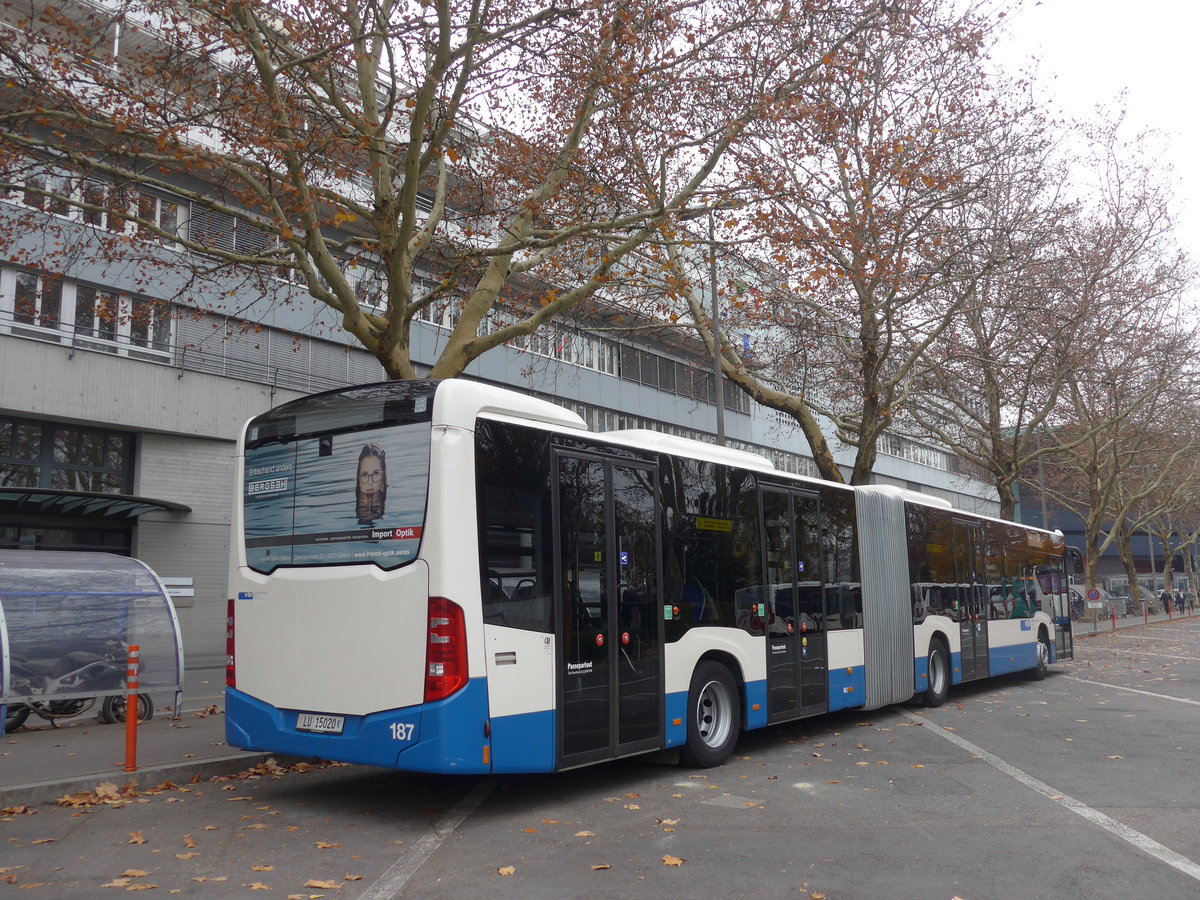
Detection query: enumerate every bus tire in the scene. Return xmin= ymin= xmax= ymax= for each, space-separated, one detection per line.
xmin=923 ymin=641 xmax=950 ymax=708
xmin=680 ymin=660 xmax=740 ymax=768
xmin=1027 ymin=631 xmax=1050 ymax=681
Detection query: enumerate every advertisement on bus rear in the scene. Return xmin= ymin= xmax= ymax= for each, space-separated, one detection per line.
xmin=242 ymin=422 xmax=432 ymax=572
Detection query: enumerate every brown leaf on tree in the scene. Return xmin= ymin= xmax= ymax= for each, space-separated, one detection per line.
xmin=662 ymin=855 xmax=684 ymax=866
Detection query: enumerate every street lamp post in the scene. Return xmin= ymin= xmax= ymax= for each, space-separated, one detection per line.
xmin=707 ymin=210 xmax=725 ymax=446
xmin=680 ymin=202 xmax=740 ymax=447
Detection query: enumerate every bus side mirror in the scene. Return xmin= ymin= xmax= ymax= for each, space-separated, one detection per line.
xmin=1066 ymin=547 xmax=1084 ymax=581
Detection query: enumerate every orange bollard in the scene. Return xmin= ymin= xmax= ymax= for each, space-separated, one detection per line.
xmin=124 ymin=644 xmax=140 ymax=773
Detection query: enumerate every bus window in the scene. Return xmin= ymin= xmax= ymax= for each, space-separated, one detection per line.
xmin=476 ymin=420 xmax=553 ymax=632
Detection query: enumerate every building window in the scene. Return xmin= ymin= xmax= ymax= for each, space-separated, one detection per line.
xmin=13 ymin=271 xmax=63 ymax=329
xmin=74 ymin=285 xmax=120 ymax=343
xmin=138 ymin=191 xmax=186 ymax=245
xmin=2 ymin=269 xmax=172 ymax=357
xmin=129 ymin=297 xmax=171 ymax=351
xmin=0 ymin=417 xmax=133 ymax=494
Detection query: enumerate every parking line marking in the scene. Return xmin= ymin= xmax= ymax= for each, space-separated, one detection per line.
xmin=1063 ymin=675 xmax=1200 ymax=706
xmin=904 ymin=711 xmax=1200 ymax=883
xmin=357 ymin=780 xmax=495 ymax=899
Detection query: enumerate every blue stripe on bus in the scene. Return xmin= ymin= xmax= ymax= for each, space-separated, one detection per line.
xmin=987 ymin=642 xmax=1039 ymax=676
xmin=489 ymin=709 xmax=556 ymax=773
xmin=226 ymin=679 xmax=491 ymax=774
xmin=744 ymin=681 xmax=768 ymax=730
xmin=828 ymin=666 xmax=866 ymax=711
xmin=664 ymin=692 xmax=687 ymax=747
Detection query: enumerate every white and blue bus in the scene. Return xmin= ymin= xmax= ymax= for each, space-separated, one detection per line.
xmin=225 ymin=379 xmax=1074 ymax=773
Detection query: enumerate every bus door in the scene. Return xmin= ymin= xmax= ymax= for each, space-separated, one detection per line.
xmin=760 ymin=486 xmax=827 ymax=723
xmin=953 ymin=521 xmax=989 ymax=681
xmin=554 ymin=452 xmax=663 ymax=769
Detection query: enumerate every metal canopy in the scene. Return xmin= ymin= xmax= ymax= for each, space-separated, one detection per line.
xmin=0 ymin=487 xmax=191 ymax=520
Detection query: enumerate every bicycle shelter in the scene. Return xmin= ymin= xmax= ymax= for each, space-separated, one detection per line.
xmin=0 ymin=551 xmax=184 ymax=734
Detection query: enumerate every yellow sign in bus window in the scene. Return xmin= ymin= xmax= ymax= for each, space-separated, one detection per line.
xmin=696 ymin=517 xmax=733 ymax=532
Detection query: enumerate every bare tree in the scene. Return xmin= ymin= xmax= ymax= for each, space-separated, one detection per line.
xmin=0 ymin=0 xmax=892 ymax=379
xmin=909 ymin=106 xmax=1194 ymax=518
xmin=666 ymin=0 xmax=1038 ymax=483
xmin=1038 ymin=327 xmax=1200 ymax=605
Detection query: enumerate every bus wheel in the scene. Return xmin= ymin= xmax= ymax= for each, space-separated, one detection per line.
xmin=680 ymin=661 xmax=740 ymax=768
xmin=1027 ymin=633 xmax=1050 ymax=681
xmin=923 ymin=642 xmax=950 ymax=708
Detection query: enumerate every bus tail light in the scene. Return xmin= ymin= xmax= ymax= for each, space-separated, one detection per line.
xmin=226 ymin=597 xmax=236 ymax=688
xmin=425 ymin=596 xmax=467 ymax=702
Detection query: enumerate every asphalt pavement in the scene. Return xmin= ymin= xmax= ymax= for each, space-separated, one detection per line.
xmin=2 ymin=607 xmax=1195 ymax=810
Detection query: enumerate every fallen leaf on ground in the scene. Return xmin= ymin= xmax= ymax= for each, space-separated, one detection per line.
xmin=314 ymin=842 xmax=342 ymax=849
xmin=662 ymin=855 xmax=684 ymax=866
xmin=304 ymin=879 xmax=341 ymax=889
xmin=251 ymin=865 xmax=274 ymax=871
xmin=122 ymin=870 xmax=149 ymax=878
xmin=128 ymin=832 xmax=147 ymax=845
xmin=591 ymin=864 xmax=611 ymax=870
xmin=574 ymin=831 xmax=597 ymax=837
xmin=497 ymin=866 xmax=516 ymax=876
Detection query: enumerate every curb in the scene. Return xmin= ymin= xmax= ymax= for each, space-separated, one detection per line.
xmin=0 ymin=752 xmax=304 ymax=809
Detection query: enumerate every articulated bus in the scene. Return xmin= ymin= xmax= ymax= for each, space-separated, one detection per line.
xmin=225 ymin=379 xmax=1074 ymax=773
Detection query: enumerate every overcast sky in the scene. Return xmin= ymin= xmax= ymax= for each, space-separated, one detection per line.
xmin=993 ymin=0 xmax=1200 ymax=262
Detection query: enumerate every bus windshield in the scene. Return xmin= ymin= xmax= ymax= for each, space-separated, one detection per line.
xmin=241 ymin=382 xmax=436 ymax=573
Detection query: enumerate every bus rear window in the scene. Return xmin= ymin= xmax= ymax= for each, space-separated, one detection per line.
xmin=242 ymin=384 xmax=435 ymax=573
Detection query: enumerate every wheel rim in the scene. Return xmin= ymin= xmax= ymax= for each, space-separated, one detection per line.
xmin=1037 ymin=639 xmax=1050 ymax=669
xmin=695 ymin=678 xmax=733 ymax=749
xmin=929 ymin=650 xmax=947 ymax=695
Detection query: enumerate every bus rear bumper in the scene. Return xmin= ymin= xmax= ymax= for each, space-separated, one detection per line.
xmin=225 ymin=680 xmax=491 ymax=774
